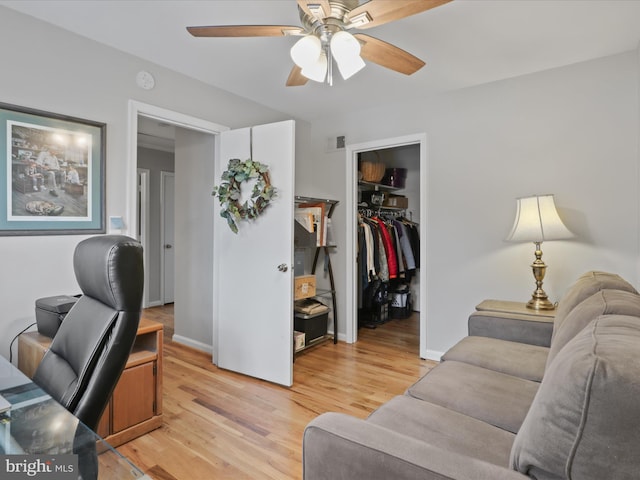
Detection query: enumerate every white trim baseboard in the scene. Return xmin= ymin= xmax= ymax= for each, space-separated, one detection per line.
xmin=423 ymin=349 xmax=444 ymax=362
xmin=171 ymin=334 xmax=213 ymax=355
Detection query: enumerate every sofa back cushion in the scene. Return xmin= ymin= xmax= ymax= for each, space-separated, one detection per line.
xmin=510 ymin=315 xmax=640 ymax=480
xmin=546 ymin=289 xmax=640 ymax=368
xmin=552 ymin=271 xmax=637 ymax=341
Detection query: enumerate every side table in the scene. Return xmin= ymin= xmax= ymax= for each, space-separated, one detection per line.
xmin=475 ymin=299 xmax=556 ymax=319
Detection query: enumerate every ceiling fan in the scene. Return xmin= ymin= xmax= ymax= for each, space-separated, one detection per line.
xmin=187 ymin=0 xmax=452 ymax=87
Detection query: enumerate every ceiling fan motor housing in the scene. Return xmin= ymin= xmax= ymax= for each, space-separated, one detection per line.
xmin=299 ymin=0 xmax=360 ymax=34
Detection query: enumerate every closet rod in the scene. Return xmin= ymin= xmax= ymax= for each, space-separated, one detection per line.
xmin=358 ymin=207 xmax=413 ymax=219
xmin=295 ymin=195 xmax=338 ymax=205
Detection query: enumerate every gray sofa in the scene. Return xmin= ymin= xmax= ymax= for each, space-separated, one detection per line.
xmin=303 ymin=271 xmax=640 ymax=479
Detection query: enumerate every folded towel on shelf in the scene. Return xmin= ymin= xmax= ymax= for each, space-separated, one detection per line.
xmin=294 ymin=298 xmax=329 ymax=315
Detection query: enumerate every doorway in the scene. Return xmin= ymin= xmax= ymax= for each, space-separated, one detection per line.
xmin=128 ymin=101 xmax=227 ymax=352
xmin=345 ymin=133 xmax=429 ymax=359
xmin=137 ymin=119 xmax=175 ymax=308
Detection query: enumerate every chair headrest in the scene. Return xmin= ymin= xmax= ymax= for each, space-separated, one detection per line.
xmin=73 ymin=235 xmax=144 ymax=311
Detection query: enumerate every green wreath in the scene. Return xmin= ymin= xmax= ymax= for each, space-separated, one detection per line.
xmin=212 ymin=158 xmax=277 ymax=233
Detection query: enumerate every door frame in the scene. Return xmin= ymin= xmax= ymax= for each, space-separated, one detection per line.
xmin=345 ymin=133 xmax=430 ymax=359
xmin=160 ymin=171 xmax=175 ymax=305
xmin=137 ymin=168 xmax=151 ymax=308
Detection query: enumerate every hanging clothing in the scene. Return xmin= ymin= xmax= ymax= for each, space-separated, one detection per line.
xmin=372 ymin=217 xmax=398 ymax=280
xmin=406 ymin=221 xmax=420 ymax=268
xmin=394 ymin=220 xmax=416 ymax=271
xmin=357 ymin=210 xmax=420 ymax=289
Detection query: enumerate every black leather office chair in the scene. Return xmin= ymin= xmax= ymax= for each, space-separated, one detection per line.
xmin=33 ymin=235 xmax=144 ymax=432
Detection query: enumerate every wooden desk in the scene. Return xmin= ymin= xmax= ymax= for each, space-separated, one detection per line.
xmin=18 ymin=318 xmax=163 ymax=447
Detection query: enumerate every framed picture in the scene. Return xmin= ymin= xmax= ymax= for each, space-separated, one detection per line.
xmin=0 ymin=102 xmax=105 ymax=235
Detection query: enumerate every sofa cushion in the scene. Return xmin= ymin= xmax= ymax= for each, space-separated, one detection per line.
xmin=406 ymin=361 xmax=539 ymax=433
xmin=510 ymin=315 xmax=640 ymax=480
xmin=442 ymin=336 xmax=548 ymax=382
xmin=552 ymin=271 xmax=637 ymax=340
xmin=546 ymin=289 xmax=640 ymax=368
xmin=368 ymin=395 xmax=516 ymax=467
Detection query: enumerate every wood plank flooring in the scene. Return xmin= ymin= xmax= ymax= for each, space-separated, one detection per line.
xmin=117 ymin=305 xmax=436 ymax=479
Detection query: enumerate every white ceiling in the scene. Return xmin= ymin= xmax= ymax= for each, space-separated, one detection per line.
xmin=2 ymin=0 xmax=640 ymax=122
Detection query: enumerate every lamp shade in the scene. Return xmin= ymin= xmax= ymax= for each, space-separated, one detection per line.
xmin=506 ymin=194 xmax=573 ymax=243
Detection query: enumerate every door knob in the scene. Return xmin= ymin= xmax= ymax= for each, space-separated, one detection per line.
xmin=277 ymin=263 xmax=288 ymax=272
xmin=165 ymin=244 xmax=172 ymax=249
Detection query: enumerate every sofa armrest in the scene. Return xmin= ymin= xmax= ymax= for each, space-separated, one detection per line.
xmin=468 ymin=311 xmax=553 ymax=347
xmin=303 ymin=413 xmax=528 ymax=480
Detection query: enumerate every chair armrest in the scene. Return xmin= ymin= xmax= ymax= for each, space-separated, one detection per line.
xmin=303 ymin=413 xmax=528 ymax=480
xmin=468 ymin=311 xmax=553 ymax=347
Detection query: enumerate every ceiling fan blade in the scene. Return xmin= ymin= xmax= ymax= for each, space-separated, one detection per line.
xmin=354 ymin=34 xmax=425 ymax=75
xmin=347 ymin=0 xmax=452 ymax=29
xmin=286 ymin=65 xmax=309 ymax=87
xmin=297 ymin=0 xmax=332 ymax=20
xmin=187 ymin=25 xmax=303 ymax=37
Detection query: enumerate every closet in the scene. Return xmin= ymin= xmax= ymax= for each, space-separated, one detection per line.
xmin=356 ymin=144 xmax=421 ymax=330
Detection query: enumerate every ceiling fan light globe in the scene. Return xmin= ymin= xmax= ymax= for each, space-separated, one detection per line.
xmin=336 ymin=54 xmax=365 ymax=80
xmin=330 ymin=30 xmax=365 ymax=80
xmin=290 ymin=34 xmax=322 ymax=69
xmin=330 ymin=31 xmax=361 ymax=61
xmin=301 ymin=52 xmax=328 ymax=82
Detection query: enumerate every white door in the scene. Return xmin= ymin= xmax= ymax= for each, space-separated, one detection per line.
xmin=214 ymin=120 xmax=295 ymax=386
xmin=162 ymin=172 xmax=175 ymax=304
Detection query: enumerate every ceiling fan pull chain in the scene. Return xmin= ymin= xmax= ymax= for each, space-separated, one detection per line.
xmin=327 ymin=44 xmax=333 ymax=87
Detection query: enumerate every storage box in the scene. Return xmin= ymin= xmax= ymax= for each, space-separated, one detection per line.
xmin=294 ymin=310 xmax=328 ymax=344
xmin=294 ymin=275 xmax=316 ymax=300
xmin=293 ymin=331 xmax=306 ymax=352
xmin=382 ymin=168 xmax=407 ymax=188
xmin=35 ymin=295 xmax=79 ymax=337
xmin=361 ymin=190 xmax=386 ymax=207
xmin=383 ymin=195 xmax=409 ymax=209
xmin=390 ymin=290 xmax=413 ymax=319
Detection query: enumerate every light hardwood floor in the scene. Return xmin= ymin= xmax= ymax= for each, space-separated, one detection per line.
xmin=117 ymin=305 xmax=436 ymax=479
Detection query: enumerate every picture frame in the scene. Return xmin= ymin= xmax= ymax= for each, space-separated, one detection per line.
xmin=0 ymin=102 xmax=106 ymax=235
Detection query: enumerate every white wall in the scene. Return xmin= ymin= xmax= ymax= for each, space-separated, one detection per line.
xmin=173 ymin=128 xmax=215 ymax=352
xmin=0 ymin=7 xmax=294 ymax=360
xmin=304 ymin=51 xmax=639 ymax=357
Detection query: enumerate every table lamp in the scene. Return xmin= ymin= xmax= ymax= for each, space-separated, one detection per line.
xmin=506 ymin=194 xmax=573 ymax=310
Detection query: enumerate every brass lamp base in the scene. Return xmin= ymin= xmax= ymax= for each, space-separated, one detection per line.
xmin=527 ymin=296 xmax=556 ymax=310
xmin=526 ymin=241 xmax=557 ymax=311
